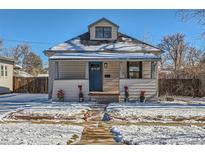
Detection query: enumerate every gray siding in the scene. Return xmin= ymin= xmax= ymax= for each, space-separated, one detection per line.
xmin=103 ymin=61 xmax=120 ymax=92
xmin=58 ymin=61 xmax=86 ymax=79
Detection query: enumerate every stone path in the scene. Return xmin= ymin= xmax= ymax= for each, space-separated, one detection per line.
xmin=79 ymin=105 xmax=118 ymax=145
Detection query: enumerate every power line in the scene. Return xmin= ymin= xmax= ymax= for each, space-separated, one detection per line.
xmin=1 ymin=38 xmax=56 ymax=45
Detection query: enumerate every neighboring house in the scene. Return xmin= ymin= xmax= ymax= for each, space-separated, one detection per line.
xmin=0 ymin=56 xmax=14 ymax=94
xmin=37 ymin=74 xmax=48 ymax=77
xmin=14 ymin=64 xmax=33 ymax=77
xmin=44 ymin=18 xmax=162 ymax=102
xmin=158 ymin=69 xmax=173 ymax=79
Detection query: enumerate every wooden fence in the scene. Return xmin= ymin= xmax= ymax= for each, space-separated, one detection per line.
xmin=13 ymin=77 xmax=48 ymax=93
xmin=158 ymin=79 xmax=202 ymax=97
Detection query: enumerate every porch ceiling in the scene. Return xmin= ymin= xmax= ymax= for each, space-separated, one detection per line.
xmin=50 ymin=52 xmax=161 ymax=61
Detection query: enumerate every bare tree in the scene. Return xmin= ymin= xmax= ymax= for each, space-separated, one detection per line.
xmin=158 ymin=33 xmax=187 ymax=75
xmin=11 ymin=43 xmax=30 ymax=65
xmin=23 ymin=51 xmax=45 ymax=76
xmin=0 ymin=39 xmax=10 ymax=57
xmin=178 ymin=9 xmax=205 ymax=25
xmin=183 ymin=46 xmax=204 ymax=78
xmin=0 ymin=39 xmax=3 ymax=55
xmin=185 ymin=46 xmax=202 ymax=66
xmin=0 ymin=39 xmax=3 ymax=50
xmin=0 ymin=40 xmax=45 ymax=76
xmin=177 ymin=10 xmax=205 ymax=41
xmin=159 ymin=52 xmax=169 ymax=70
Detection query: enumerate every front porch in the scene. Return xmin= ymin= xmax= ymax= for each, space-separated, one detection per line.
xmin=49 ymin=53 xmax=160 ymax=102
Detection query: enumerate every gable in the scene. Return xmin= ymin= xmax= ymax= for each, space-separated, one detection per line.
xmin=88 ymin=18 xmax=119 ymax=29
xmin=89 ymin=18 xmax=119 ymax=41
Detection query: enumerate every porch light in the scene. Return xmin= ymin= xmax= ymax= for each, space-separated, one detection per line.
xmin=104 ymin=62 xmax=108 ymax=69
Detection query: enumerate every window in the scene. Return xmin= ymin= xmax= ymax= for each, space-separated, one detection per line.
xmin=1 ymin=65 xmax=4 ymax=76
xmin=127 ymin=62 xmax=142 ymax=79
xmin=95 ymin=27 xmax=112 ymax=38
xmin=5 ymin=65 xmax=8 ymax=76
xmin=90 ymin=64 xmax=101 ymax=71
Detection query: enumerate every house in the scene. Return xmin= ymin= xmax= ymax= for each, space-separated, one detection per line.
xmin=14 ymin=64 xmax=33 ymax=77
xmin=0 ymin=56 xmax=14 ymax=94
xmin=44 ymin=18 xmax=162 ymax=102
xmin=158 ymin=68 xmax=173 ymax=79
xmin=37 ymin=74 xmax=48 ymax=77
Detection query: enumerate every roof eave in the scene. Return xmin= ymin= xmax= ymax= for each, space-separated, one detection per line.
xmin=50 ymin=57 xmax=161 ymax=61
xmin=44 ymin=49 xmax=162 ymax=53
xmin=0 ymin=56 xmax=15 ymax=62
xmin=88 ymin=17 xmax=119 ymax=29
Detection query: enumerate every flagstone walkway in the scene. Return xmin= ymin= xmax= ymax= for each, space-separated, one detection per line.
xmin=79 ymin=105 xmax=119 ymax=145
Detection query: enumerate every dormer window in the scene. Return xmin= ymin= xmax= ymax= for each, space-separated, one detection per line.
xmin=95 ymin=26 xmax=112 ymax=39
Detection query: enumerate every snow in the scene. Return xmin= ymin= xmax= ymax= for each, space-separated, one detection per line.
xmin=1 ymin=103 xmax=91 ymax=122
xmin=159 ymin=96 xmax=205 ymax=105
xmin=50 ymin=37 xmax=160 ymax=52
xmin=173 ymin=96 xmax=205 ymax=105
xmin=0 ymin=94 xmax=101 ymax=122
xmin=0 ymin=94 xmax=94 ymax=122
xmin=50 ymin=52 xmax=160 ymax=60
xmin=112 ymin=125 xmax=205 ymax=145
xmin=0 ymin=94 xmax=101 ymax=145
xmin=0 ymin=93 xmax=49 ymax=103
xmin=0 ymin=93 xmax=49 ymax=116
xmin=107 ymin=103 xmax=205 ymax=123
xmin=0 ymin=123 xmax=83 ymax=145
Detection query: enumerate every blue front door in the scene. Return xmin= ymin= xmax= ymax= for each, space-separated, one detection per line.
xmin=89 ymin=62 xmax=102 ymax=91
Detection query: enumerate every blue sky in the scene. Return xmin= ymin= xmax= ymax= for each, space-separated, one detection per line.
xmin=0 ymin=9 xmax=205 ymax=66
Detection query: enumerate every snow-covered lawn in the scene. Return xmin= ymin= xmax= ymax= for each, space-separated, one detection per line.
xmin=112 ymin=125 xmax=205 ymax=145
xmin=107 ymin=103 xmax=205 ymax=123
xmin=0 ymin=93 xmax=50 ymax=115
xmin=0 ymin=123 xmax=83 ymax=145
xmin=1 ymin=104 xmax=91 ymax=122
xmin=159 ymin=96 xmax=205 ymax=105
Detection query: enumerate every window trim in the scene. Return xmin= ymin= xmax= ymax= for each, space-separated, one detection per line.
xmin=127 ymin=61 xmax=142 ymax=79
xmin=95 ymin=26 xmax=112 ymax=39
xmin=1 ymin=65 xmax=4 ymax=77
xmin=5 ymin=65 xmax=8 ymax=76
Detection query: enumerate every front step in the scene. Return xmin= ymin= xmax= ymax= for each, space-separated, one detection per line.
xmin=89 ymin=92 xmax=119 ymax=103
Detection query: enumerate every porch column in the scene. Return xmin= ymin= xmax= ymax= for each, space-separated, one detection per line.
xmin=151 ymin=61 xmax=157 ymax=79
xmin=119 ymin=61 xmax=127 ymax=79
xmin=85 ymin=61 xmax=89 ymax=79
xmin=55 ymin=61 xmax=59 ymax=79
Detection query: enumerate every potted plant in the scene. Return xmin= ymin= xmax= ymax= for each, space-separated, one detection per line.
xmin=124 ymin=86 xmax=129 ymax=102
xmin=78 ymin=85 xmax=84 ymax=102
xmin=57 ymin=89 xmax=64 ymax=102
xmin=140 ymin=91 xmax=145 ymax=102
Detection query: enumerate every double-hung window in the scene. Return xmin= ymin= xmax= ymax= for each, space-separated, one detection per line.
xmin=95 ymin=27 xmax=112 ymax=39
xmin=1 ymin=65 xmax=4 ymax=76
xmin=5 ymin=65 xmax=8 ymax=76
xmin=127 ymin=62 xmax=142 ymax=79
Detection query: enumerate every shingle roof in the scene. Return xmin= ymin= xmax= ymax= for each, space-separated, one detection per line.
xmin=0 ymin=56 xmax=14 ymax=62
xmin=47 ymin=32 xmax=162 ymax=53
